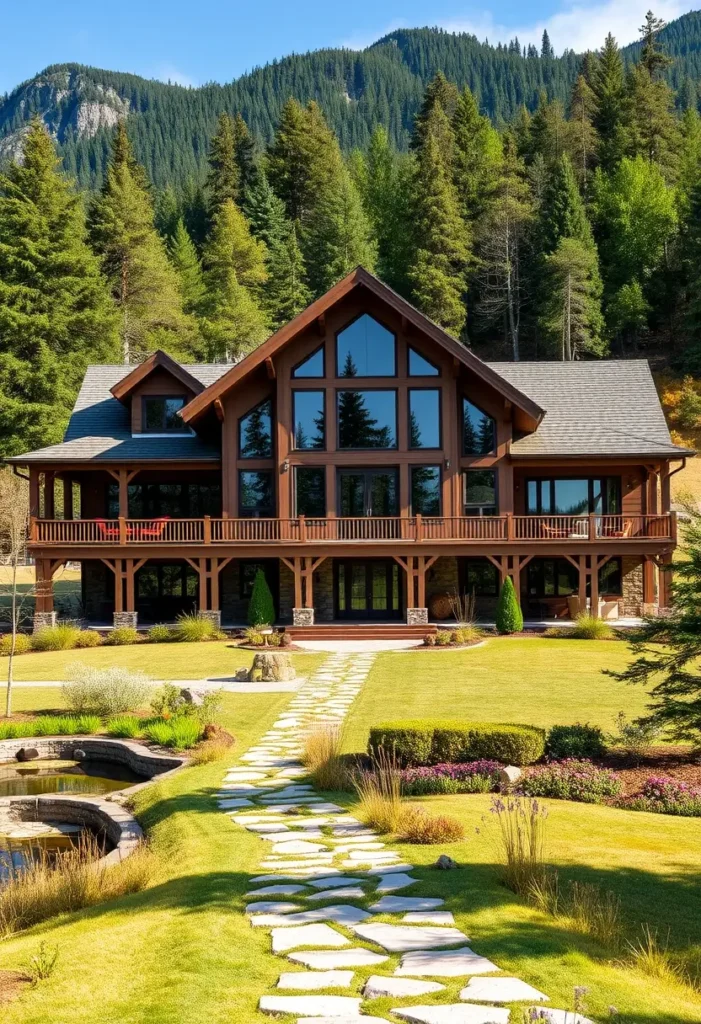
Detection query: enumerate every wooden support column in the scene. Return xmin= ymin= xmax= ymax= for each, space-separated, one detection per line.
xmin=660 ymin=466 xmax=672 ymax=514
xmin=282 ymin=556 xmax=303 ymax=609
xmin=62 ymin=477 xmax=73 ymax=520
xmin=590 ymin=555 xmax=599 ymax=617
xmin=659 ymin=557 xmax=673 ymax=610
xmin=113 ymin=558 xmax=124 ymax=613
xmin=578 ymin=555 xmax=588 ymax=611
xmin=35 ymin=560 xmax=54 ymax=613
xmin=107 ymin=468 xmax=140 ymax=518
xmin=643 ymin=555 xmax=656 ymax=610
xmin=394 ymin=555 xmax=418 ymax=608
xmin=43 ymin=472 xmax=55 ymax=519
xmin=29 ymin=467 xmax=40 ymax=518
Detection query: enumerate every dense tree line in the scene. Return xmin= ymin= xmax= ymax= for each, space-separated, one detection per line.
xmin=3 ymin=13 xmax=701 ymax=460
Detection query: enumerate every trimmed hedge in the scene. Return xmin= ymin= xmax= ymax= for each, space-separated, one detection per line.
xmin=368 ymin=719 xmax=546 ymax=767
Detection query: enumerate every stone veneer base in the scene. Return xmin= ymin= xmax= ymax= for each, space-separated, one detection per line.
xmin=406 ymin=608 xmax=429 ymax=626
xmin=33 ymin=611 xmax=57 ymax=632
xmin=113 ymin=611 xmax=138 ymax=629
xmin=198 ymin=610 xmax=222 ymax=626
xmin=292 ymin=608 xmax=314 ymax=627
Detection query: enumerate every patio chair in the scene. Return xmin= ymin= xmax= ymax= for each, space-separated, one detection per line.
xmin=95 ymin=518 xmax=123 ymax=540
xmin=132 ymin=516 xmax=171 ymax=540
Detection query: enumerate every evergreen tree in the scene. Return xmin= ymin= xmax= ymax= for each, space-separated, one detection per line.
xmin=266 ymin=222 xmax=311 ymax=330
xmin=409 ymin=103 xmax=470 ymax=335
xmin=529 ymin=95 xmax=569 ymax=165
xmin=154 ymin=184 xmax=181 ymax=239
xmin=232 ymin=113 xmax=257 ymax=201
xmin=625 ymin=60 xmax=679 ymax=177
xmin=0 ymin=119 xmax=118 ymax=456
xmin=452 ymin=86 xmax=502 ymax=222
xmin=88 ymin=122 xmax=195 ymax=362
xmin=591 ymin=34 xmax=627 ymax=171
xmin=338 ymin=361 xmax=393 ymax=447
xmin=540 ymin=237 xmax=605 ymax=358
xmin=541 ymin=30 xmax=555 ymax=60
xmin=266 ymin=99 xmax=340 ymax=225
xmin=248 ymin=568 xmax=275 ymax=626
xmin=181 ymin=177 xmax=210 ymax=248
xmin=357 ymin=126 xmax=414 ymax=293
xmin=207 ymin=113 xmax=240 ymax=212
xmin=495 ymin=576 xmax=523 ymax=633
xmin=411 ymin=71 xmax=460 ymax=152
xmin=305 ymin=164 xmax=377 ymax=294
xmin=567 ymin=74 xmax=599 ymax=188
xmin=168 ymin=218 xmax=205 ymax=312
xmin=536 ymin=154 xmax=597 ymax=255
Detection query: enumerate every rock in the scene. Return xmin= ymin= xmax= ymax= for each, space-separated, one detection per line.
xmin=392 ymin=1006 xmax=510 ymax=1024
xmin=434 ymin=855 xmax=457 ymax=870
xmin=258 ymin=995 xmax=361 ymax=1017
xmin=16 ymin=747 xmax=39 ymax=762
xmin=499 ymin=765 xmax=522 ymax=792
xmin=249 ymin=652 xmax=295 ymax=682
xmin=370 ymin=896 xmax=444 ymax=913
xmin=374 ymin=874 xmax=419 ymax=893
xmin=395 ymin=947 xmax=500 ymax=978
xmin=276 ymin=971 xmax=355 ymax=990
xmin=460 ymin=976 xmax=549 ymax=1003
xmin=364 ymin=976 xmax=445 ymax=998
xmin=351 ymin=923 xmax=469 ymax=953
xmin=270 ymin=923 xmax=350 ymax=953
xmin=287 ymin=949 xmax=389 ymax=969
xmin=72 ymin=748 xmax=86 ymax=760
xmin=235 ymin=667 xmax=249 ymax=680
xmin=179 ymin=686 xmax=206 ymax=706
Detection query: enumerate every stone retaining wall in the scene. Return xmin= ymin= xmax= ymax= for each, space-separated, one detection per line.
xmin=0 ymin=737 xmax=184 ymax=778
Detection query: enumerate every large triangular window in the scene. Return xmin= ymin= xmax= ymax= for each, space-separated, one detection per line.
xmin=463 ymin=398 xmax=496 ymax=455
xmin=239 ymin=398 xmax=273 ymax=459
xmin=337 ymin=314 xmax=396 ymax=377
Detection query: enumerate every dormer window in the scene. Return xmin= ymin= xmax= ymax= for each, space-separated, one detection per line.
xmin=142 ymin=396 xmax=188 ymax=434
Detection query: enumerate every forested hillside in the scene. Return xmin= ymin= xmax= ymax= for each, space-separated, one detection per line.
xmin=3 ymin=13 xmax=701 ymax=188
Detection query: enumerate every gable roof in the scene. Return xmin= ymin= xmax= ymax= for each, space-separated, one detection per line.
xmin=180 ymin=267 xmax=545 ymax=428
xmin=110 ymin=349 xmax=205 ymax=403
xmin=9 ymin=364 xmax=229 ymax=464
xmin=488 ymin=360 xmax=694 ymax=459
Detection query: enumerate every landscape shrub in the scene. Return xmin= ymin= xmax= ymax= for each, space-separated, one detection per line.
xmin=248 ymin=568 xmax=275 ymax=627
xmin=171 ymin=613 xmax=224 ymax=643
xmin=489 ymin=794 xmax=549 ymax=897
xmin=400 ymin=760 xmax=502 ymax=795
xmin=570 ymin=613 xmax=614 ymax=640
xmin=303 ymin=725 xmax=350 ymax=790
xmin=145 ymin=717 xmax=202 ymax=749
xmin=609 ymin=711 xmax=661 ymax=763
xmin=521 ymin=759 xmax=622 ymax=803
xmin=31 ymin=624 xmax=81 ymax=652
xmin=73 ymin=631 xmax=102 ymax=649
xmin=0 ymin=633 xmax=32 ymax=656
xmin=435 ymin=629 xmax=453 ymax=646
xmin=354 ymin=747 xmax=403 ymax=833
xmin=621 ymin=776 xmax=701 ymax=817
xmin=104 ymin=627 xmax=141 ymax=646
xmin=143 ymin=720 xmax=173 ymax=747
xmin=147 ymin=623 xmax=173 ymax=643
xmin=188 ymin=736 xmax=232 ymax=764
xmin=546 ymin=723 xmax=607 ymax=760
xmin=242 ymin=626 xmax=265 ymax=646
xmin=0 ymin=721 xmax=26 ymax=740
xmin=106 ymin=715 xmax=143 ymax=738
xmin=62 ymin=664 xmax=154 ymax=717
xmin=454 ymin=624 xmax=484 ymax=645
xmin=495 ymin=576 xmax=523 ymax=634
xmin=396 ymin=805 xmax=465 ymax=844
xmin=369 ymin=720 xmax=546 ymax=767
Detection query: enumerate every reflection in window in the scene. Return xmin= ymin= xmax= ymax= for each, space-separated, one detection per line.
xmin=464 ymin=558 xmax=500 ymax=596
xmin=107 ymin=482 xmax=221 ymax=518
xmin=143 ymin=396 xmax=188 ymax=433
xmin=239 ymin=399 xmax=273 ymax=458
xmin=409 ymin=348 xmax=439 ymax=376
xmin=464 ymin=470 xmax=497 ymax=516
xmin=411 ymin=466 xmax=441 ymax=515
xmin=338 ymin=390 xmax=397 ymax=448
xmin=526 ymin=478 xmax=621 ymax=515
xmin=239 ymin=471 xmax=273 ymax=517
xmin=295 ymin=467 xmax=326 ymax=517
xmin=463 ymin=398 xmax=496 ymax=455
xmin=409 ymin=389 xmax=440 ymax=448
xmin=337 ymin=314 xmax=395 ymax=377
xmin=599 ymin=557 xmax=622 ymax=595
xmin=293 ymin=391 xmax=325 ymax=450
xmin=293 ymin=346 xmax=324 ymax=378
xmin=527 ymin=558 xmax=579 ymax=597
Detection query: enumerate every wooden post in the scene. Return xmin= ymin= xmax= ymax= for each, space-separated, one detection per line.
xmin=299 ymin=514 xmax=307 ymax=543
xmin=417 ymin=556 xmax=426 ymax=608
xmin=643 ymin=555 xmax=656 ymax=610
xmin=661 ymin=467 xmax=672 ymax=514
xmin=304 ymin=557 xmax=313 ymax=609
xmin=578 ymin=555 xmax=588 ymax=612
xmin=125 ymin=559 xmax=136 ymax=613
xmin=29 ymin=467 xmax=40 ymax=518
xmin=44 ymin=472 xmax=55 ymax=519
xmin=588 ymin=513 xmax=596 ymax=542
xmin=119 ymin=468 xmax=129 ymax=518
xmin=199 ymin=557 xmax=209 ymax=610
xmin=210 ymin=558 xmax=220 ymax=612
xmin=415 ymin=513 xmax=423 ymax=543
xmin=114 ymin=559 xmax=124 ymax=613
xmin=203 ymin=515 xmax=212 ymax=544
xmin=119 ymin=517 xmax=127 ymax=545
xmin=590 ymin=555 xmax=599 ymax=617
xmin=506 ymin=513 xmax=514 ymax=541
xmin=35 ymin=560 xmax=54 ymax=613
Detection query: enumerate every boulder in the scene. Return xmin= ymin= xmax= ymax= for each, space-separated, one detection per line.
xmin=16 ymin=747 xmax=39 ymax=762
xmin=73 ymin=748 xmax=86 ymax=760
xmin=499 ymin=765 xmax=523 ymax=792
xmin=433 ymin=855 xmax=457 ymax=870
xmin=249 ymin=652 xmax=295 ymax=682
xmin=179 ymin=687 xmax=206 ymax=706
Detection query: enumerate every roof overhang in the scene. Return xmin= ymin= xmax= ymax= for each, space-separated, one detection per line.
xmin=180 ymin=267 xmax=545 ymax=429
xmin=111 ymin=350 xmax=205 ymax=404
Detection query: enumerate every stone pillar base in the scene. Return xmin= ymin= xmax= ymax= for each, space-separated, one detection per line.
xmin=292 ymin=608 xmax=314 ymax=627
xmin=198 ymin=610 xmax=222 ymax=627
xmin=113 ymin=611 xmax=138 ymax=629
xmin=407 ymin=607 xmax=429 ymax=626
xmin=33 ymin=611 xmax=57 ymax=633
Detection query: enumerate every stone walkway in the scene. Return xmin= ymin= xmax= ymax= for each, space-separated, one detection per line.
xmin=219 ymin=652 xmax=593 ymax=1024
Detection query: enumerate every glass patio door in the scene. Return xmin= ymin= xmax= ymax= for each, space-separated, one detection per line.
xmin=335 ymin=559 xmax=401 ymax=619
xmin=338 ymin=469 xmax=398 ymax=517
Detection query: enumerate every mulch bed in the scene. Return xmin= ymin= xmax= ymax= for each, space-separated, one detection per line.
xmin=597 ymin=746 xmax=701 ymax=797
xmin=0 ymin=971 xmax=31 ymax=1006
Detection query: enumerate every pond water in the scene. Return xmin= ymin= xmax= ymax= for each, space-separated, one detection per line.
xmin=0 ymin=759 xmax=147 ymax=798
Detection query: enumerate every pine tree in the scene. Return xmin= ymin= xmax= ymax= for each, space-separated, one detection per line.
xmin=154 ymin=184 xmax=181 ymax=239
xmin=88 ymin=122 xmax=196 ymax=363
xmin=536 ymin=154 xmax=596 ymax=255
xmin=357 ymin=126 xmax=414 ymax=293
xmin=409 ymin=103 xmax=470 ymax=336
xmin=232 ymin=113 xmax=257 ymax=201
xmin=411 ymin=71 xmax=460 ymax=152
xmin=541 ymin=30 xmax=555 ymax=60
xmin=495 ymin=576 xmax=523 ymax=634
xmin=529 ymin=95 xmax=569 ymax=165
xmin=207 ymin=113 xmax=240 ymax=212
xmin=305 ymin=164 xmax=377 ymax=294
xmin=591 ymin=34 xmax=627 ymax=171
xmin=0 ymin=119 xmax=118 ymax=456
xmin=540 ymin=237 xmax=605 ymax=358
xmin=567 ymin=74 xmax=599 ymax=188
xmin=199 ymin=198 xmax=269 ymax=360
xmin=452 ymin=86 xmax=502 ymax=222
xmin=168 ymin=219 xmax=204 ymax=312
xmin=625 ymin=57 xmax=679 ymax=178
xmin=265 ymin=222 xmax=312 ymax=329
xmin=266 ymin=99 xmax=339 ymax=225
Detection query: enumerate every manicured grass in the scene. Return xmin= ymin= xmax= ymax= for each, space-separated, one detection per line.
xmin=0 ymin=566 xmax=81 ymax=617
xmin=0 ymin=642 xmax=324 ymax=683
xmin=0 ymin=688 xmax=301 ymax=1023
xmin=341 ymin=638 xmax=647 ymax=753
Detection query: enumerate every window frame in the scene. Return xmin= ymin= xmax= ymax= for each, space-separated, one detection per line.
xmin=294 ymin=466 xmax=327 ymax=518
xmin=141 ymin=395 xmax=189 ymax=435
xmin=292 ymin=345 xmax=325 ymax=379
xmin=408 ymin=387 xmax=442 ymax=450
xmin=525 ymin=477 xmax=622 ymax=515
xmin=461 ymin=396 xmax=497 ymax=456
xmin=336 ymin=387 xmax=398 ymax=450
xmin=238 ymin=397 xmax=274 ymax=460
xmin=462 ymin=557 xmax=500 ymax=597
xmin=238 ymin=470 xmax=275 ymax=518
xmin=527 ymin=557 xmax=580 ymax=598
xmin=463 ymin=469 xmax=498 ymax=517
xmin=292 ymin=389 xmax=326 ymax=451
xmin=408 ymin=346 xmax=440 ymax=377
xmin=335 ymin=312 xmax=397 ymax=378
xmin=410 ymin=464 xmax=442 ymax=516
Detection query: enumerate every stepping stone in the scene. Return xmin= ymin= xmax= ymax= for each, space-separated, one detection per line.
xmin=246 ymin=901 xmax=302 ymax=915
xmin=403 ymin=912 xmax=456 ymax=925
xmin=308 ymin=803 xmax=344 ymax=813
xmin=224 ymin=771 xmax=269 ymax=781
xmin=260 ymin=833 xmax=303 ymax=843
xmin=271 ymin=924 xmax=350 ymax=953
xmin=363 ymin=976 xmax=445 ymax=999
xmin=370 ymin=896 xmax=444 ymax=914
xmin=246 ymin=885 xmax=309 ymax=897
xmin=245 ymin=824 xmax=290 ymax=834
xmin=251 ymin=906 xmax=371 ymax=928
xmin=374 ymin=874 xmax=419 ymax=893
xmin=260 ymin=862 xmax=334 ymax=871
xmin=525 ymin=1012 xmax=593 ymax=1024
xmin=287 ymin=949 xmax=389 ymax=969
xmin=392 ymin=1007 xmax=510 ymax=1024
xmin=306 ymin=876 xmax=366 ymax=889
xmin=347 ymin=851 xmax=398 ymax=862
xmin=251 ymin=873 xmax=338 ymax=884
xmin=366 ymin=863 xmax=414 ymax=875
xmin=334 ymin=843 xmax=385 ymax=854
xmin=270 ymin=840 xmax=328 ymax=855
xmin=395 ymin=948 xmax=500 ymax=978
xmin=276 ymin=971 xmax=354 ymax=990
xmin=217 ymin=798 xmax=254 ymax=808
xmin=307 ymin=887 xmax=366 ymax=901
xmin=460 ymin=977 xmax=549 ymax=1003
xmin=258 ymin=995 xmax=361 ymax=1016
xmin=296 ymin=1018 xmax=387 ymax=1024
xmin=352 ymin=923 xmax=468 ymax=953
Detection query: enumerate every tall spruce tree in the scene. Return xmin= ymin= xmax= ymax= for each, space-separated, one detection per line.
xmin=591 ymin=34 xmax=627 ymax=171
xmin=536 ymin=153 xmax=597 ymax=255
xmin=168 ymin=219 xmax=205 ymax=313
xmin=0 ymin=119 xmax=118 ymax=456
xmin=540 ymin=237 xmax=605 ymax=358
xmin=89 ymin=122 xmax=196 ymax=363
xmin=625 ymin=17 xmax=679 ymax=178
xmin=567 ymin=73 xmax=599 ymax=189
xmin=305 ymin=164 xmax=377 ymax=294
xmin=206 ymin=113 xmax=240 ymax=211
xmin=452 ymin=86 xmax=502 ymax=222
xmin=357 ymin=126 xmax=414 ymax=294
xmin=411 ymin=72 xmax=460 ymax=152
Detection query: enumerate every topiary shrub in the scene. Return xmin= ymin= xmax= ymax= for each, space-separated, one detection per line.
xmin=495 ymin=576 xmax=523 ymax=634
xmin=0 ymin=633 xmax=32 ymax=656
xmin=547 ymin=723 xmax=607 ymax=760
xmin=104 ymin=626 xmax=141 ymax=646
xmin=31 ymin=624 xmax=81 ymax=652
xmin=369 ymin=719 xmax=545 ymax=767
xmin=248 ymin=568 xmax=275 ymax=627
xmin=74 ymin=631 xmax=102 ymax=648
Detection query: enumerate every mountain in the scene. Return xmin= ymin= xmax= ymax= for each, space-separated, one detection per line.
xmin=2 ymin=13 xmax=701 ymax=190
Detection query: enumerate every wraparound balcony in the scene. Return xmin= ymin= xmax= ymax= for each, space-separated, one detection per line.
xmin=29 ymin=513 xmax=676 ymax=547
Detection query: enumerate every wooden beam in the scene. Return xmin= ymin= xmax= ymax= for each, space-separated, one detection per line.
xmin=265 ymin=356 xmax=276 ymax=380
xmin=214 ymin=397 xmax=225 ymax=423
xmin=316 ymin=313 xmax=326 ymax=337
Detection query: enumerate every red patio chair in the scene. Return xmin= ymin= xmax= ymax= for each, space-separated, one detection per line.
xmin=95 ymin=518 xmax=122 ymax=540
xmin=132 ymin=516 xmax=170 ymax=540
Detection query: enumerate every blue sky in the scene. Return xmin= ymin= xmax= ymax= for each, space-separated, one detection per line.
xmin=0 ymin=0 xmax=694 ymax=96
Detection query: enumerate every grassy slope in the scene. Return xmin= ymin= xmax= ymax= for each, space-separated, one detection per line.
xmin=0 ymin=689 xmax=297 ymax=1024
xmin=341 ymin=638 xmax=644 ymax=753
xmin=1 ymin=644 xmax=323 ymax=683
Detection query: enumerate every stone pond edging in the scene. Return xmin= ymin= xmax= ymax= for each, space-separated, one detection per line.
xmin=0 ymin=736 xmax=184 ymax=778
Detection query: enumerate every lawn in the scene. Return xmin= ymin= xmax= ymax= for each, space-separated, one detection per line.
xmin=0 ymin=642 xmax=324 ymax=683
xmin=341 ymin=638 xmax=647 ymax=753
xmin=0 ymin=565 xmax=81 ymax=619
xmin=0 ymin=687 xmax=300 ymax=1024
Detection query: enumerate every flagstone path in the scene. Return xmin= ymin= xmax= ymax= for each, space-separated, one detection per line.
xmin=218 ymin=651 xmax=594 ymax=1024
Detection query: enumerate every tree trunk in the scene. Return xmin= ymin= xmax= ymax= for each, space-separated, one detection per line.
xmin=5 ymin=554 xmax=17 ymax=717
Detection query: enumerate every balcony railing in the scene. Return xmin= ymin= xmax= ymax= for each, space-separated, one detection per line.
xmin=30 ymin=513 xmax=675 ymax=547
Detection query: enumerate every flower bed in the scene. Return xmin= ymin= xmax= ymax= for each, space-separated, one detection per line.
xmin=520 ymin=759 xmax=623 ymax=804
xmin=619 ymin=775 xmax=701 ymax=816
xmin=400 ymin=760 xmax=502 ymax=795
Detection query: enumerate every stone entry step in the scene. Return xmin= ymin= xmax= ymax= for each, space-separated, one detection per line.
xmin=288 ymin=624 xmax=435 ymax=640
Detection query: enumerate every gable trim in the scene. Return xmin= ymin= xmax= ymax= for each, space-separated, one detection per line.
xmin=111 ymin=350 xmax=205 ymax=403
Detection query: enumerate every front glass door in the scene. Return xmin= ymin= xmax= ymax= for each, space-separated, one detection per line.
xmin=336 ymin=560 xmax=401 ymax=619
xmin=338 ymin=469 xmax=399 ymax=517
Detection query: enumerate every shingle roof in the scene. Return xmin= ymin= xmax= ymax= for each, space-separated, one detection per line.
xmin=486 ymin=360 xmax=693 ymax=459
xmin=10 ymin=364 xmax=229 ymax=463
